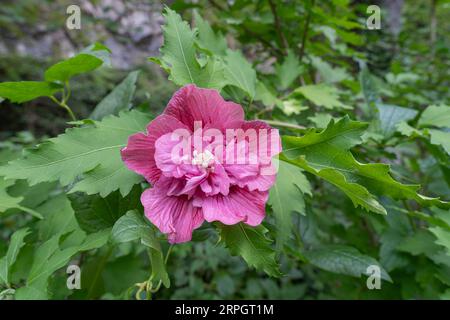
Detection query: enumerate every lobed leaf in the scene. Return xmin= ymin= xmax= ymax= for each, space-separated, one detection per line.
xmin=217 ymin=223 xmax=281 ymax=277
xmin=0 ymin=110 xmax=151 ymax=197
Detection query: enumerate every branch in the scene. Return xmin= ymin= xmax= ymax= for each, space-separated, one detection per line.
xmin=299 ymin=0 xmax=315 ymax=61
xmin=268 ymin=0 xmax=289 ymax=54
xmin=258 ymin=119 xmax=306 ymax=131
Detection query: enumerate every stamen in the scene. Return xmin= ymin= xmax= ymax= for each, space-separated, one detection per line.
xmin=191 ymin=150 xmax=215 ymax=169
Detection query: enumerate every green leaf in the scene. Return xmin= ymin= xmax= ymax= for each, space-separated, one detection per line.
xmin=14 ymin=286 xmax=47 ymax=300
xmin=25 ymin=236 xmax=79 ymax=294
xmin=310 ymin=56 xmax=349 ymax=84
xmin=396 ymin=121 xmax=422 ymax=137
xmin=217 ymin=223 xmax=281 ymax=277
xmin=0 ymin=228 xmax=30 ymax=286
xmin=0 ymin=81 xmax=62 ymax=103
xmin=77 ymin=229 xmax=111 ymax=251
xmin=359 ymin=66 xmax=380 ymax=109
xmin=294 ymin=84 xmax=351 ymax=110
xmin=255 ymin=81 xmax=281 ymax=108
xmin=0 ymin=178 xmax=22 ymax=214
xmin=282 ymin=117 xmax=449 ymax=211
xmin=222 ymin=49 xmax=257 ymax=100
xmin=111 ymin=211 xmax=169 ymax=288
xmin=429 ymin=129 xmax=450 ymax=155
xmin=44 ymin=53 xmax=104 ymax=83
xmin=283 ymin=155 xmax=386 ymax=215
xmin=0 ymin=178 xmax=42 ymax=218
xmin=19 ymin=232 xmax=102 ymax=299
xmin=111 ymin=211 xmax=156 ymax=246
xmin=430 ymin=226 xmax=450 ymax=256
xmin=276 ymin=50 xmax=302 ymax=90
xmin=397 ymin=230 xmax=442 ymax=256
xmin=281 ymin=99 xmax=308 ymax=116
xmin=0 ymin=110 xmax=151 ymax=197
xmin=305 ymin=245 xmax=392 ymax=281
xmin=268 ymin=160 xmax=311 ymax=248
xmin=90 ymin=70 xmax=140 ymax=121
xmin=36 ymin=194 xmax=78 ymax=240
xmin=71 ymin=185 xmax=142 ymax=234
xmin=156 ymin=7 xmax=226 ymax=90
xmin=308 ymin=113 xmax=334 ymax=128
xmin=376 ymin=103 xmax=418 ymax=137
xmin=418 ymin=104 xmax=450 ymax=129
xmin=194 ymin=10 xmax=227 ymax=56
xmin=81 ymin=42 xmax=112 ymax=66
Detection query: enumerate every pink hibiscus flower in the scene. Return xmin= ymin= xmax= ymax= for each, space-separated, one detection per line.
xmin=121 ymin=84 xmax=281 ymax=243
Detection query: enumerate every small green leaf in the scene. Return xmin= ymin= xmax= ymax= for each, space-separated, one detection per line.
xmin=14 ymin=286 xmax=47 ymax=300
xmin=397 ymin=230 xmax=442 ymax=256
xmin=396 ymin=121 xmax=422 ymax=137
xmin=276 ymin=50 xmax=303 ymax=89
xmin=0 ymin=81 xmax=62 ymax=103
xmin=111 ymin=211 xmax=169 ymax=288
xmin=430 ymin=226 xmax=450 ymax=256
xmin=376 ymin=103 xmax=418 ymax=137
xmin=0 ymin=228 xmax=30 ymax=286
xmin=308 ymin=113 xmax=334 ymax=128
xmin=281 ymin=99 xmax=308 ymax=116
xmin=305 ymin=245 xmax=392 ymax=282
xmin=418 ymin=104 xmax=450 ymax=129
xmin=72 ymin=186 xmax=142 ymax=234
xmin=429 ymin=129 xmax=450 ymax=155
xmin=25 ymin=235 xmax=80 ymax=296
xmin=156 ymin=7 xmax=226 ymax=90
xmin=90 ymin=70 xmax=140 ymax=121
xmin=294 ymin=84 xmax=351 ymax=110
xmin=217 ymin=223 xmax=281 ymax=277
xmin=222 ymin=49 xmax=257 ymax=100
xmin=44 ymin=53 xmax=104 ymax=83
xmin=77 ymin=229 xmax=111 ymax=251
xmin=359 ymin=66 xmax=380 ymax=109
xmin=268 ymin=160 xmax=312 ymax=248
xmin=310 ymin=56 xmax=349 ymax=84
xmin=81 ymin=42 xmax=112 ymax=66
xmin=36 ymin=194 xmax=78 ymax=240
xmin=0 ymin=178 xmax=42 ymax=218
xmin=194 ymin=10 xmax=227 ymax=56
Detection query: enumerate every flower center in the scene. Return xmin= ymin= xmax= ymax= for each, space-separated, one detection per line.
xmin=191 ymin=150 xmax=215 ymax=169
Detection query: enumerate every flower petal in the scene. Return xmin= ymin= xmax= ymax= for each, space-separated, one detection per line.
xmin=164 ymin=84 xmax=244 ymax=131
xmin=121 ymin=114 xmax=189 ymax=184
xmin=201 ymin=187 xmax=268 ymax=226
xmin=224 ymin=120 xmax=281 ymax=191
xmin=141 ymin=180 xmax=204 ymax=244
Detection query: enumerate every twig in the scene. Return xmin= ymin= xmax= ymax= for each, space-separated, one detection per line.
xmin=241 ymin=25 xmax=285 ymax=57
xmin=268 ymin=0 xmax=289 ymax=54
xmin=49 ymin=96 xmax=76 ymax=121
xmin=258 ymin=119 xmax=306 ymax=130
xmin=208 ymin=0 xmax=226 ymax=11
xmin=208 ymin=0 xmax=283 ymax=56
xmin=299 ymin=0 xmax=315 ymax=61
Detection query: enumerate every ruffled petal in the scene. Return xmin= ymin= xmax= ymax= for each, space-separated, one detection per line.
xmin=121 ymin=114 xmax=189 ymax=184
xmin=201 ymin=187 xmax=268 ymax=226
xmin=164 ymin=84 xmax=244 ymax=131
xmin=223 ymin=120 xmax=281 ymax=191
xmin=141 ymin=180 xmax=204 ymax=243
xmin=154 ymin=132 xmax=199 ymax=179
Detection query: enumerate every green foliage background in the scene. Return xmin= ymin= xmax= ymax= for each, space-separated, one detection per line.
xmin=0 ymin=0 xmax=449 ymax=300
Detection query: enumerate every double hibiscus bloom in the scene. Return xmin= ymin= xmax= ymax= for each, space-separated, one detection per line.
xmin=121 ymin=85 xmax=281 ymax=243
